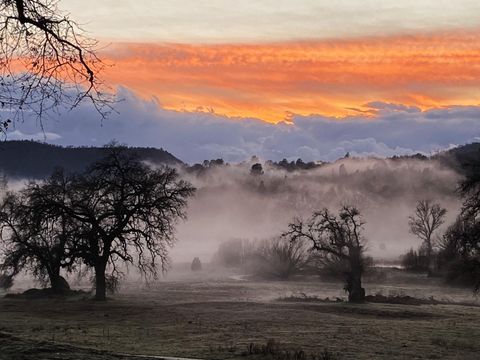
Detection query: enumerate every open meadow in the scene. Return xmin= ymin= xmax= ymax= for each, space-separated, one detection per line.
xmin=1 ymin=265 xmax=479 ymax=360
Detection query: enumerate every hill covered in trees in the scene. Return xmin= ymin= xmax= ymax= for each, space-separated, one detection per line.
xmin=438 ymin=143 xmax=480 ymax=176
xmin=0 ymin=141 xmax=182 ymax=178
xmin=0 ymin=140 xmax=478 ymax=180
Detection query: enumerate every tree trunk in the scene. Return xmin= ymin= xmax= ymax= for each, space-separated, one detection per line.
xmin=345 ymin=256 xmax=365 ymax=303
xmin=347 ymin=272 xmax=365 ymax=303
xmin=48 ymin=268 xmax=70 ymax=294
xmin=94 ymin=262 xmax=107 ymax=301
xmin=426 ymin=238 xmax=434 ymax=277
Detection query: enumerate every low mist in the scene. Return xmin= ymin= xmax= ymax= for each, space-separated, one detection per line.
xmin=172 ymin=157 xmax=462 ymax=263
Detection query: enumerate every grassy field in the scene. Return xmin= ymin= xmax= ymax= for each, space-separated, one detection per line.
xmin=0 ymin=267 xmax=479 ymax=360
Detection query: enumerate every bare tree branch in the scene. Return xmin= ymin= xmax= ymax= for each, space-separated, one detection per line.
xmin=0 ymin=0 xmax=114 ymax=134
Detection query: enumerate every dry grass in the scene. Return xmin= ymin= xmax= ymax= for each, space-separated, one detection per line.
xmin=0 ymin=270 xmax=479 ymax=360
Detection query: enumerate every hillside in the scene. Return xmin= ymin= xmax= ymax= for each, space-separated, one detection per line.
xmin=0 ymin=141 xmax=182 ymax=179
xmin=0 ymin=140 xmax=478 ymax=180
xmin=434 ymin=142 xmax=480 ymax=176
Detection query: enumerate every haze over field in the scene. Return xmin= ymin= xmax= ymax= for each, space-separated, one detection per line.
xmin=171 ymin=157 xmax=461 ymax=262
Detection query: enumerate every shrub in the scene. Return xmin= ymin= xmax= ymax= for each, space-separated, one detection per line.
xmin=251 ymin=237 xmax=308 ymax=280
xmin=191 ymin=257 xmax=202 ymax=271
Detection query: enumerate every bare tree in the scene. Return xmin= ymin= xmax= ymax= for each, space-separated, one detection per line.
xmin=47 ymin=145 xmax=195 ymax=300
xmin=408 ymin=200 xmax=446 ymax=275
xmin=253 ymin=236 xmax=308 ymax=280
xmin=284 ymin=206 xmax=367 ymax=303
xmin=0 ymin=169 xmax=79 ymax=293
xmin=0 ymin=0 xmax=113 ymax=130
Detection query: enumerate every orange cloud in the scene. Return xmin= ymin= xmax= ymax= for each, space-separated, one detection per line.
xmin=102 ymin=30 xmax=480 ymax=122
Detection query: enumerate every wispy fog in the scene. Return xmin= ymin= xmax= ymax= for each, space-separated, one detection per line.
xmin=172 ymin=157 xmax=461 ymax=262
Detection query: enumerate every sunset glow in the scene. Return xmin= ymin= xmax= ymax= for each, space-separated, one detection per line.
xmin=102 ymin=30 xmax=480 ymax=122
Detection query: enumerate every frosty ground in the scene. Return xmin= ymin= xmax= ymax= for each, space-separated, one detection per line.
xmin=0 ymin=265 xmax=479 ymax=360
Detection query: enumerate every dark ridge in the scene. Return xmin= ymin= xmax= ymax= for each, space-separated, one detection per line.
xmin=436 ymin=142 xmax=480 ymax=177
xmin=0 ymin=140 xmax=183 ymax=179
xmin=388 ymin=142 xmax=480 ymax=177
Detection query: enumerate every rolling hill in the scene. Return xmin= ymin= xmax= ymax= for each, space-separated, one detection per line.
xmin=0 ymin=141 xmax=182 ymax=179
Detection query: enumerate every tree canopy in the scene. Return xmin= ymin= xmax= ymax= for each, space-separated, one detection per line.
xmin=0 ymin=145 xmax=195 ymax=300
xmin=0 ymin=169 xmax=78 ymax=293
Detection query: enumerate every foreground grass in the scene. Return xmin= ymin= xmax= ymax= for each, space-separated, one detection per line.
xmin=0 ymin=277 xmax=479 ymax=360
xmin=0 ymin=332 xmax=145 ymax=360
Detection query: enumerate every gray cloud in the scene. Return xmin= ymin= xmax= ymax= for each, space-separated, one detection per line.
xmin=8 ymin=130 xmax=62 ymax=142
xmin=8 ymin=87 xmax=480 ymax=163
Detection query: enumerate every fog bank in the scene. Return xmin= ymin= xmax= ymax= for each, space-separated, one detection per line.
xmin=172 ymin=157 xmax=461 ymax=262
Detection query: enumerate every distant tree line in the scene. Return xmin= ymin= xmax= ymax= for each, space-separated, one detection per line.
xmin=0 ymin=145 xmax=195 ymax=300
xmin=184 ymin=156 xmax=322 ymax=177
xmin=265 ymin=158 xmax=321 ymax=172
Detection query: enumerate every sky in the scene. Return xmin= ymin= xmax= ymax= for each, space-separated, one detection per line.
xmin=10 ymin=1 xmax=480 ymax=162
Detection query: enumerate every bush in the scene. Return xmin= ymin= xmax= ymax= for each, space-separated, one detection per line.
xmin=251 ymin=237 xmax=308 ymax=280
xmin=191 ymin=257 xmax=202 ymax=271
xmin=212 ymin=237 xmax=308 ymax=279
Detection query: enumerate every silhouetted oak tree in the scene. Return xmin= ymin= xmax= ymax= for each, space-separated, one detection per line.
xmin=0 ymin=169 xmax=78 ymax=293
xmin=284 ymin=206 xmax=367 ymax=302
xmin=57 ymin=146 xmax=195 ymax=300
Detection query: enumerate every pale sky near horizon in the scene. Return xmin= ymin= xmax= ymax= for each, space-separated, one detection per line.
xmin=63 ymin=0 xmax=480 ymax=43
